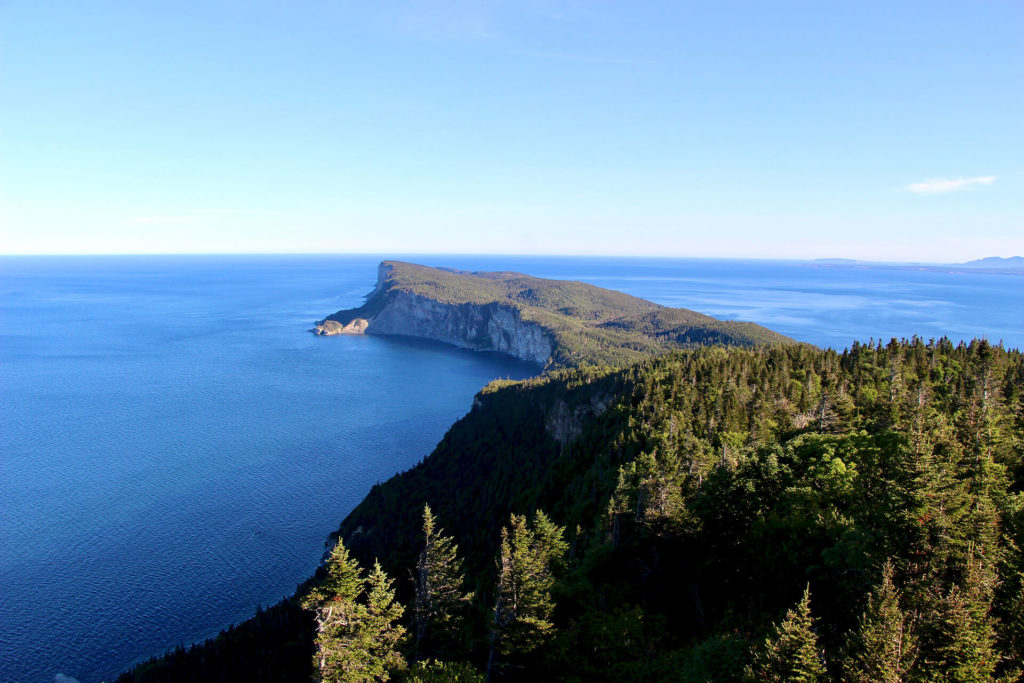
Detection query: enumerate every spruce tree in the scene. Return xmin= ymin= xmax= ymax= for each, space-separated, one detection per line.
xmin=994 ymin=534 xmax=1024 ymax=681
xmin=748 ymin=585 xmax=825 ymax=683
xmin=609 ymin=450 xmax=685 ymax=532
xmin=364 ymin=560 xmax=407 ymax=679
xmin=302 ymin=539 xmax=367 ymax=681
xmin=842 ymin=561 xmax=917 ymax=683
xmin=487 ymin=511 xmax=568 ymax=679
xmin=302 ymin=540 xmax=407 ymax=682
xmin=921 ymin=551 xmax=999 ymax=683
xmin=413 ymin=504 xmax=473 ymax=659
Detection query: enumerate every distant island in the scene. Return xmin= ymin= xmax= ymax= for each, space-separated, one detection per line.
xmin=960 ymin=255 xmax=1024 ymax=269
xmin=315 ymin=261 xmax=794 ymax=369
xmin=807 ymin=255 xmax=1024 ymax=276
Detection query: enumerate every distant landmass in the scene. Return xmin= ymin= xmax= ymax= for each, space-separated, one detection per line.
xmin=809 ymin=255 xmax=1024 ymax=275
xmin=315 ymin=260 xmax=794 ymax=369
xmin=960 ymin=256 xmax=1024 ymax=269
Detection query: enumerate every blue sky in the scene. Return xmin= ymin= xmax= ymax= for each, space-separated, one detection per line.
xmin=1 ymin=1 xmax=1021 ymax=260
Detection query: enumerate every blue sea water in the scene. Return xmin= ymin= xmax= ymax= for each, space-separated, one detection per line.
xmin=0 ymin=254 xmax=1021 ymax=683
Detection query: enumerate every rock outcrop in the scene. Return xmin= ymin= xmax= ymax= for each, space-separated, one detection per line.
xmin=314 ymin=318 xmax=369 ymax=336
xmin=315 ymin=264 xmax=553 ymax=366
xmin=545 ymin=393 xmax=613 ymax=445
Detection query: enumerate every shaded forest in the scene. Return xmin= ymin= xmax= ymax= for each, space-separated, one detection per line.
xmin=119 ymin=338 xmax=1023 ymax=682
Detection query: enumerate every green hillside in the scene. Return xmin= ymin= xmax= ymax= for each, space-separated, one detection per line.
xmin=119 ymin=338 xmax=1024 ymax=682
xmin=324 ymin=261 xmax=795 ymax=368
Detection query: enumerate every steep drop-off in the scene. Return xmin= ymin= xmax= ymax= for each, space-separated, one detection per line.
xmin=315 ymin=261 xmax=794 ymax=369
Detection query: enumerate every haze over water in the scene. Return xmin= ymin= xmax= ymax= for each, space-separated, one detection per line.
xmin=1 ymin=254 xmax=1020 ymax=682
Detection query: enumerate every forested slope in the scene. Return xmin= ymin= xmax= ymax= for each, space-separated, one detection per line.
xmin=119 ymin=338 xmax=1024 ymax=681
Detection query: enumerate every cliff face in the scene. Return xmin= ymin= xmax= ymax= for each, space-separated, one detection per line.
xmin=316 ymin=260 xmax=794 ymax=370
xmin=368 ymin=292 xmax=553 ymax=365
xmin=315 ymin=263 xmax=553 ymax=365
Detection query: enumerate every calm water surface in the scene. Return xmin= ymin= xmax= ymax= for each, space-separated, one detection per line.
xmin=1 ymin=255 xmax=1020 ymax=682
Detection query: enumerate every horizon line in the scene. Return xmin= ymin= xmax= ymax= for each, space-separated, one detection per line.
xmin=1 ymin=251 xmax=1018 ymax=267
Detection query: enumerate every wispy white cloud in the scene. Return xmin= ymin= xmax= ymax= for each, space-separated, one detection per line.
xmin=906 ymin=176 xmax=996 ymax=194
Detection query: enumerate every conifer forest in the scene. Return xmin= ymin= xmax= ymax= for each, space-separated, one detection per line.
xmin=119 ymin=338 xmax=1024 ymax=682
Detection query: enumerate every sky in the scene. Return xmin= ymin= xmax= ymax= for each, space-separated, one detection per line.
xmin=1 ymin=1 xmax=1021 ymax=260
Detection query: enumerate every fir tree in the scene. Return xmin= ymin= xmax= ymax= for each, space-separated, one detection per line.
xmin=842 ymin=560 xmax=917 ymax=683
xmin=994 ymin=528 xmax=1024 ymax=680
xmin=364 ymin=561 xmax=407 ymax=679
xmin=609 ymin=449 xmax=685 ymax=532
xmin=487 ymin=511 xmax=568 ymax=680
xmin=921 ymin=550 xmax=999 ymax=683
xmin=302 ymin=540 xmax=407 ymax=682
xmin=413 ymin=504 xmax=473 ymax=659
xmin=302 ymin=539 xmax=367 ymax=682
xmin=748 ymin=585 xmax=825 ymax=683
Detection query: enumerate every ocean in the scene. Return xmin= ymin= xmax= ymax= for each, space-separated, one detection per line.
xmin=1 ymin=254 xmax=1020 ymax=682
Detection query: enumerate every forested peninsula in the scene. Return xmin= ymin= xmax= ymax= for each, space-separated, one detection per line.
xmin=118 ymin=267 xmax=1024 ymax=683
xmin=314 ymin=261 xmax=792 ymax=369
